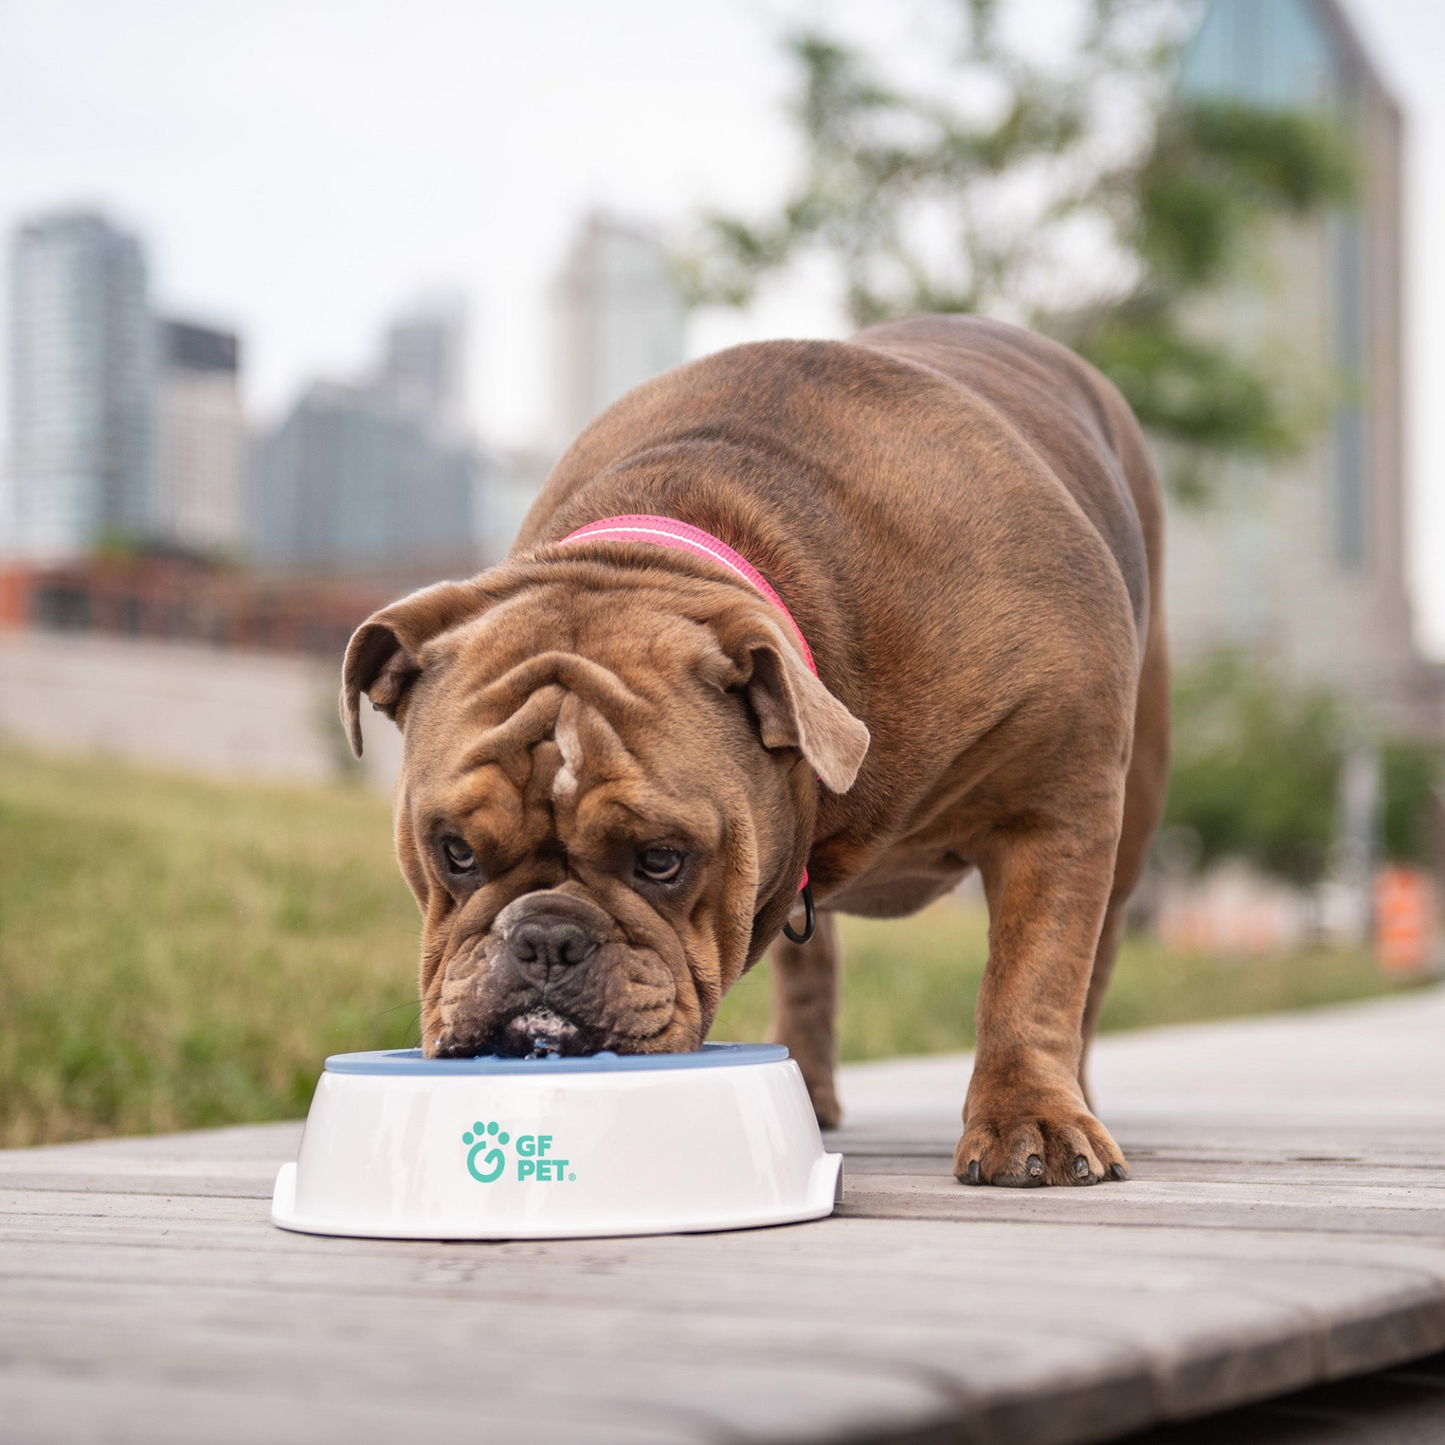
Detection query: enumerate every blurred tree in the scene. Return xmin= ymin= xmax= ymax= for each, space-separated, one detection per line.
xmin=1164 ymin=652 xmax=1343 ymax=885
xmin=1380 ymin=741 xmax=1444 ymax=866
xmin=1165 ymin=653 xmax=1444 ymax=883
xmin=683 ymin=0 xmax=1356 ymax=497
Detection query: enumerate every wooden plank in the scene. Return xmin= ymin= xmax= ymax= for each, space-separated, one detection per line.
xmin=2 ymin=987 xmax=1443 ymax=1444
xmin=0 ymin=1372 xmax=715 ymax=1445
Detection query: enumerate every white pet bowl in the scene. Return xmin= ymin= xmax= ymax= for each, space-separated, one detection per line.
xmin=271 ymin=1042 xmax=842 ymax=1240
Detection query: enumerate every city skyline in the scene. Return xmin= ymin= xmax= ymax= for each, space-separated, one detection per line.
xmin=0 ymin=207 xmax=693 ymax=574
xmin=0 ymin=1 xmax=1442 ymax=653
xmin=252 ymin=304 xmax=482 ymax=574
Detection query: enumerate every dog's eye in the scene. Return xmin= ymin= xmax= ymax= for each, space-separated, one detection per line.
xmin=636 ymin=847 xmax=684 ymax=884
xmin=440 ymin=836 xmax=477 ymax=873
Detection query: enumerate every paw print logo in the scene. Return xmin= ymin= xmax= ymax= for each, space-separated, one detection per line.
xmin=463 ymin=1120 xmax=510 ymax=1183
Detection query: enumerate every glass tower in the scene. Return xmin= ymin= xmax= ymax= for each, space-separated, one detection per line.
xmin=1165 ymin=0 xmax=1423 ymax=728
xmin=6 ymin=211 xmax=153 ymax=559
xmin=1180 ymin=0 xmax=1369 ymax=572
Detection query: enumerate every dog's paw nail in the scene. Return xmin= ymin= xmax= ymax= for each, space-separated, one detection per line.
xmin=1073 ymin=1154 xmax=1089 ymax=1179
xmin=1026 ymin=1154 xmax=1043 ymax=1178
xmin=1109 ymin=1162 xmax=1128 ymax=1181
xmin=967 ymin=1160 xmax=981 ymax=1185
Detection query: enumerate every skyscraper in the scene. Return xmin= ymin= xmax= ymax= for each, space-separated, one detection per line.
xmin=154 ymin=319 xmax=245 ymax=554
xmin=5 ymin=211 xmax=152 ymax=559
xmin=378 ymin=302 xmax=467 ymax=430
xmin=252 ymin=309 xmax=480 ymax=576
xmin=1168 ymin=0 xmax=1435 ymax=732
xmin=552 ymin=213 xmax=685 ymax=447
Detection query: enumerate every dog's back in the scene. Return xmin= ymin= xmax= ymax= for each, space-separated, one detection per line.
xmin=523 ymin=316 xmax=1159 ymax=662
xmin=851 ymin=315 xmax=1162 ymax=644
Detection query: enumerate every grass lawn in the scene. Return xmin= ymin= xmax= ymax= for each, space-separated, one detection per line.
xmin=0 ymin=744 xmax=1424 ymax=1146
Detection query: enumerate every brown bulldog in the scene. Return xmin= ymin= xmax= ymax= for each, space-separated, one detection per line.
xmin=341 ymin=315 xmax=1169 ymax=1187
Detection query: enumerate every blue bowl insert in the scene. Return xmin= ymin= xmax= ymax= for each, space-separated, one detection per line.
xmin=324 ymin=1041 xmax=789 ymax=1076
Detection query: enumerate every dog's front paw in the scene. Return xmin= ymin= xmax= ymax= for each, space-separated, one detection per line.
xmin=954 ymin=1082 xmax=1127 ymax=1187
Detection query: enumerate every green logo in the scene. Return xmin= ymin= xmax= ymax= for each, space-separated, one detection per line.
xmin=463 ymin=1120 xmax=509 ymax=1182
xmin=461 ymin=1119 xmax=575 ymax=1184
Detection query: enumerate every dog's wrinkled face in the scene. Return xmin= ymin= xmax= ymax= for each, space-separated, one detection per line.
xmin=340 ymin=568 xmax=868 ymax=1059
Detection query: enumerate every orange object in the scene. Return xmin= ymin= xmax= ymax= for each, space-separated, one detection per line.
xmin=1373 ymin=866 xmax=1437 ymax=974
xmin=0 ymin=567 xmax=32 ymax=629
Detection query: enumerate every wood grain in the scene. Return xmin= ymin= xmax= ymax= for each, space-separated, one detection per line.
xmin=3 ymin=988 xmax=1443 ymax=1444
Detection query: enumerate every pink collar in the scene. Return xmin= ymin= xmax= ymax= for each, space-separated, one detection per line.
xmin=557 ymin=514 xmax=816 ymax=676
xmin=557 ymin=512 xmax=816 ymax=910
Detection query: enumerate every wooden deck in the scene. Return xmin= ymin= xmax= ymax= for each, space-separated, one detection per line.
xmin=3 ymin=987 xmax=1444 ymax=1445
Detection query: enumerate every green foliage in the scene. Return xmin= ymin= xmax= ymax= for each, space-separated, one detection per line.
xmin=1381 ymin=740 xmax=1443 ymax=864
xmin=0 ymin=746 xmax=421 ymax=1147
xmin=714 ymin=900 xmax=1414 ymax=1053
xmin=1164 ymin=653 xmax=1443 ymax=882
xmin=1164 ymin=652 xmax=1344 ymax=884
xmin=684 ymin=0 xmax=1357 ymax=492
xmin=90 ymin=527 xmax=148 ymax=561
xmin=1079 ymin=301 xmax=1301 ymax=459
xmin=1138 ymin=103 xmax=1355 ymax=286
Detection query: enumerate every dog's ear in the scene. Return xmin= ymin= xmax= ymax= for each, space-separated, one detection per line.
xmin=716 ymin=613 xmax=870 ymax=794
xmin=340 ymin=580 xmax=488 ymax=757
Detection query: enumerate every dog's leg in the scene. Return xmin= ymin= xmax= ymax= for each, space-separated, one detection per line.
xmin=767 ymin=910 xmax=842 ymax=1128
xmin=957 ymin=816 xmax=1129 ymax=1186
xmin=1080 ymin=617 xmax=1171 ymax=1108
xmin=1078 ymin=892 xmax=1128 ymax=1113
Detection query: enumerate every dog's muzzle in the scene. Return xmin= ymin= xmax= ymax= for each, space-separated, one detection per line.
xmin=478 ymin=890 xmax=615 ymax=1057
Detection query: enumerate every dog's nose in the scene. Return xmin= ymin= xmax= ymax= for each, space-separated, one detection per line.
xmin=509 ymin=914 xmax=599 ymax=975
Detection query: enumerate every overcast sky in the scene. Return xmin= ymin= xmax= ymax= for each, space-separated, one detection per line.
xmin=1 ymin=0 xmax=1442 ymax=655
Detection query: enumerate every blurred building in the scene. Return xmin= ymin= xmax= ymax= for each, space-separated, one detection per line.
xmin=480 ymin=446 xmax=556 ymax=566
xmin=552 ymin=213 xmax=685 ymax=447
xmin=252 ymin=307 xmax=481 ymax=576
xmin=4 ymin=211 xmax=153 ymax=559
xmin=153 ymin=319 xmax=245 ymax=554
xmin=377 ymin=302 xmax=467 ymax=429
xmin=0 ymin=553 xmax=395 ymax=657
xmin=1169 ymin=0 xmax=1439 ymax=735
